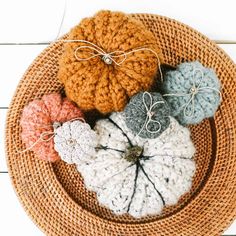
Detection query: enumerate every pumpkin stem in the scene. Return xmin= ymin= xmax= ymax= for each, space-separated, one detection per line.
xmin=124 ymin=146 xmax=143 ymax=162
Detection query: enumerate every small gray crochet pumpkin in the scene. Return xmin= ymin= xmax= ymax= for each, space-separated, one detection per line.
xmin=124 ymin=92 xmax=170 ymax=139
xmin=161 ymin=61 xmax=221 ymax=125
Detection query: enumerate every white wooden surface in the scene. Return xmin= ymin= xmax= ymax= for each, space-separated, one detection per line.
xmin=0 ymin=0 xmax=235 ymax=235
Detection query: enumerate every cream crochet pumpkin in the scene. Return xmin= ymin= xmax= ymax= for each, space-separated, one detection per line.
xmin=76 ymin=112 xmax=196 ymax=218
xmin=54 ymin=120 xmax=97 ymax=164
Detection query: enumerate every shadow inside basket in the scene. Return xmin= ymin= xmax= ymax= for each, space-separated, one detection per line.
xmin=52 ymin=117 xmax=216 ymax=224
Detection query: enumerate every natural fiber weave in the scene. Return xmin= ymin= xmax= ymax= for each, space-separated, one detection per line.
xmin=5 ymin=14 xmax=236 ymax=236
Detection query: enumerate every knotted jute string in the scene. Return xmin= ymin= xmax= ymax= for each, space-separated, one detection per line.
xmin=16 ymin=117 xmax=85 ymax=154
xmin=53 ymin=0 xmax=164 ymax=79
xmin=56 ymin=39 xmax=163 ymax=81
xmin=126 ymin=92 xmax=165 ymax=137
xmin=163 ymin=68 xmax=222 ymax=118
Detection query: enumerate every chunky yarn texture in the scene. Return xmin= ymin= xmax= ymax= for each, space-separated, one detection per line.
xmin=77 ymin=112 xmax=196 ymax=218
xmin=162 ymin=61 xmax=221 ymax=125
xmin=58 ymin=10 xmax=162 ymax=114
xmin=54 ymin=120 xmax=97 ymax=164
xmin=20 ymin=94 xmax=84 ymax=162
xmin=124 ymin=92 xmax=170 ymax=139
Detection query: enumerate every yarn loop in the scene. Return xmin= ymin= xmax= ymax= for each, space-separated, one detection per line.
xmin=140 ymin=91 xmax=165 ymax=135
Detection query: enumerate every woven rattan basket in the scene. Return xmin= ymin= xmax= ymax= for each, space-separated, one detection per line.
xmin=5 ymin=14 xmax=236 ymax=236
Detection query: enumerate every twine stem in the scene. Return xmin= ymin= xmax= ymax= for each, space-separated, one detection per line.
xmin=133 ymin=92 xmax=164 ymax=138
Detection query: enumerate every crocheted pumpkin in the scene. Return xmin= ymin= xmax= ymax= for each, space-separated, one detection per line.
xmin=58 ymin=10 xmax=162 ymax=114
xmin=162 ymin=61 xmax=221 ymax=125
xmin=54 ymin=120 xmax=97 ymax=164
xmin=20 ymin=93 xmax=84 ymax=162
xmin=77 ymin=112 xmax=196 ymax=218
xmin=124 ymin=91 xmax=170 ymax=139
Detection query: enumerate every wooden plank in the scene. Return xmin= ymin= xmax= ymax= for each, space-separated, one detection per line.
xmin=224 ymin=224 xmax=236 ymax=235
xmin=0 ymin=0 xmax=65 ymax=43
xmin=0 ymin=174 xmax=44 ymax=235
xmin=0 ymin=0 xmax=236 ymax=43
xmin=0 ymin=45 xmax=47 ymax=107
xmin=219 ymin=44 xmax=236 ymax=62
xmin=0 ymin=110 xmax=7 ymax=172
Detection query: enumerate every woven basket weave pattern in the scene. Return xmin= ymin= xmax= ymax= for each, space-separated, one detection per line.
xmin=5 ymin=14 xmax=236 ymax=236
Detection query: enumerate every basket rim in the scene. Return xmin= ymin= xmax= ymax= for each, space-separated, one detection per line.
xmin=5 ymin=12 xmax=236 ymax=236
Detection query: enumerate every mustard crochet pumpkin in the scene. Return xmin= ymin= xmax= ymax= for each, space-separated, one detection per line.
xmin=58 ymin=10 xmax=162 ymax=114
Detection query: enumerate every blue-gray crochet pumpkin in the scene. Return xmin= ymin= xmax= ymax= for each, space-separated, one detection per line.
xmin=161 ymin=61 xmax=221 ymax=125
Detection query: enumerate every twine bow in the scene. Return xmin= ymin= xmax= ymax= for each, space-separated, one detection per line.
xmin=136 ymin=92 xmax=165 ymax=137
xmin=17 ymin=117 xmax=85 ymax=153
xmin=57 ymin=39 xmax=163 ymax=81
xmin=74 ymin=40 xmax=127 ymax=66
xmin=163 ymin=68 xmax=222 ymax=118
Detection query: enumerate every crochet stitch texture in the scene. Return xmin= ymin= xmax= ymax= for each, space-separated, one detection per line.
xmin=77 ymin=112 xmax=196 ymax=218
xmin=162 ymin=61 xmax=221 ymax=125
xmin=20 ymin=94 xmax=84 ymax=162
xmin=124 ymin=92 xmax=170 ymax=139
xmin=58 ymin=10 xmax=162 ymax=114
xmin=54 ymin=120 xmax=97 ymax=164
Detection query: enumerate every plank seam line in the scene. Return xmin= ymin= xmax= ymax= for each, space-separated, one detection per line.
xmin=0 ymin=41 xmax=236 ymax=46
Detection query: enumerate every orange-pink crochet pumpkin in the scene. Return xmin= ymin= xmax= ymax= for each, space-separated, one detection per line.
xmin=20 ymin=93 xmax=84 ymax=162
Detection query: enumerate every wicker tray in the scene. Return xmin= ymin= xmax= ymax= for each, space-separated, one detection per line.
xmin=5 ymin=14 xmax=236 ymax=236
